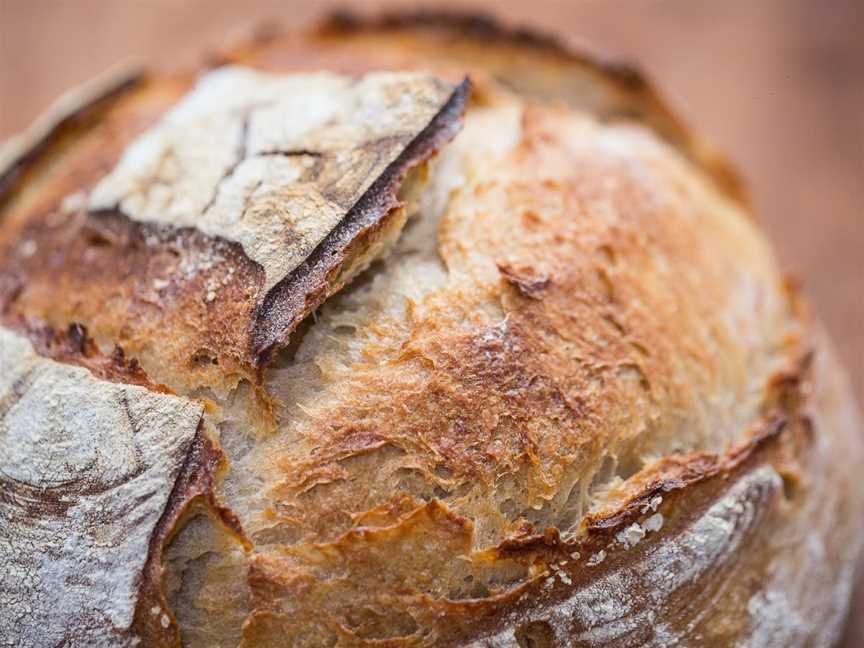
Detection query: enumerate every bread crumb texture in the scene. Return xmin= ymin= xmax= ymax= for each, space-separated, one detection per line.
xmin=1 ymin=11 xmax=862 ymax=648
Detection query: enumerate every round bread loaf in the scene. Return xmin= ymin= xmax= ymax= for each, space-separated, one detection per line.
xmin=1 ymin=10 xmax=862 ymax=648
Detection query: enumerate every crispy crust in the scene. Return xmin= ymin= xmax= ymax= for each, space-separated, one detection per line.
xmin=453 ymin=333 xmax=861 ymax=647
xmin=226 ymin=8 xmax=746 ymax=206
xmin=231 ymin=77 xmax=860 ymax=643
xmin=0 ymin=70 xmax=468 ymax=394
xmin=320 ymin=8 xmax=747 ymax=204
xmin=240 ymin=329 xmax=862 ymax=647
xmin=252 ymin=78 xmax=470 ymax=364
xmin=0 ymin=324 xmax=205 ymax=647
xmin=0 ymin=65 xmax=142 ymax=204
xmin=1 ymin=9 xmax=862 ymax=648
xmin=5 ymin=317 xmax=171 ymax=392
xmin=0 ymin=205 xmax=265 ymax=395
xmin=0 ymin=319 xmax=248 ymax=647
xmin=133 ymin=430 xmax=249 ymax=647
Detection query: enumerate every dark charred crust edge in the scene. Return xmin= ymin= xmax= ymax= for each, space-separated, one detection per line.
xmin=0 ymin=67 xmax=142 ymax=209
xmin=316 ymin=8 xmax=747 ymax=205
xmin=489 ymin=415 xmax=789 ymax=567
xmin=251 ymin=77 xmax=471 ymax=365
xmin=132 ymin=427 xmax=250 ymax=647
xmin=586 ymin=417 xmax=788 ymax=535
xmin=441 ymin=458 xmax=783 ymax=645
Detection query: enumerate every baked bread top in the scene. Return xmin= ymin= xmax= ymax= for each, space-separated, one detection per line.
xmin=1 ymin=10 xmax=862 ymax=648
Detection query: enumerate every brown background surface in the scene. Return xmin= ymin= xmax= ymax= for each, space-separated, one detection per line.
xmin=1 ymin=0 xmax=862 ymax=644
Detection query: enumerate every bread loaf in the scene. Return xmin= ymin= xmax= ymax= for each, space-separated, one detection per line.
xmin=1 ymin=10 xmax=862 ymax=647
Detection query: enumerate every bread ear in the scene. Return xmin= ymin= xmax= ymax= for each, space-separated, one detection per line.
xmin=0 ymin=70 xmax=468 ymax=394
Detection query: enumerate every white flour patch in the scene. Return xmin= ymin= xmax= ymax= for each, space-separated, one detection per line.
xmin=89 ymin=67 xmax=457 ymax=293
xmin=0 ymin=326 xmax=203 ymax=647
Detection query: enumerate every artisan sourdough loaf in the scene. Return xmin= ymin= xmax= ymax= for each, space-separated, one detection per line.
xmin=1 ymin=10 xmax=862 ymax=648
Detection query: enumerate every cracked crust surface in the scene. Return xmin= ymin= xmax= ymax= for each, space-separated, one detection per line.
xmin=88 ymin=68 xmax=458 ymax=295
xmin=0 ymin=325 xmax=205 ymax=647
xmin=0 ymin=67 xmax=467 ymax=392
xmin=1 ymin=9 xmax=862 ymax=648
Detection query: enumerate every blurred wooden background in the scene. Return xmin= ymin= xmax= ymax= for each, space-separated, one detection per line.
xmin=1 ymin=0 xmax=862 ymax=644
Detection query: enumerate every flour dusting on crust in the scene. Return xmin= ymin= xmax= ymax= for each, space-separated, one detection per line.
xmin=468 ymin=466 xmax=781 ymax=647
xmin=0 ymin=326 xmax=203 ymax=647
xmin=89 ymin=67 xmax=457 ymax=292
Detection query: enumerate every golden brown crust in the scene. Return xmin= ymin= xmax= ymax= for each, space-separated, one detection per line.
xmin=462 ymin=331 xmax=861 ymax=647
xmin=1 ymin=317 xmax=169 ymax=392
xmin=0 ymin=205 xmax=264 ymax=394
xmin=224 ymin=8 xmax=746 ymax=206
xmin=0 ymin=70 xmax=468 ymax=394
xmin=0 ymin=318 xmax=248 ymax=647
xmin=0 ymin=65 xmax=142 ymax=205
xmin=240 ymin=332 xmax=862 ymax=647
xmin=2 ymin=9 xmax=862 ymax=648
xmin=225 ymin=88 xmax=836 ymax=645
xmin=325 ymin=8 xmax=748 ymax=205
